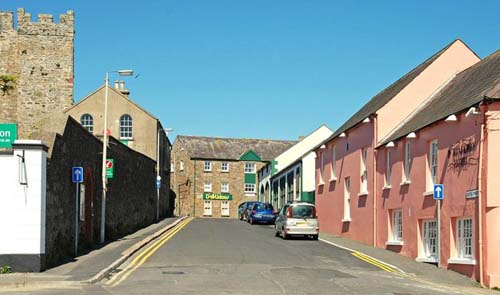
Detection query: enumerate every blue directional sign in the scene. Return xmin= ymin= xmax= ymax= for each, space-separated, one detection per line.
xmin=433 ymin=184 xmax=444 ymax=200
xmin=72 ymin=167 xmax=84 ymax=183
xmin=156 ymin=179 xmax=161 ymax=189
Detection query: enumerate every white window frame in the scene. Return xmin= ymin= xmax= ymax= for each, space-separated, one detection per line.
xmin=221 ymin=201 xmax=230 ymax=217
xmin=360 ymin=148 xmax=368 ymax=194
xmin=204 ymin=181 xmax=212 ymax=192
xmin=119 ymin=114 xmax=133 ymax=139
xmin=457 ymin=218 xmax=473 ymax=259
xmin=319 ymin=152 xmax=325 ymax=184
xmin=204 ymin=161 xmax=212 ymax=172
xmin=429 ymin=140 xmax=438 ymax=188
xmin=343 ymin=177 xmax=351 ymax=221
xmin=422 ymin=219 xmax=438 ymax=260
xmin=392 ymin=209 xmax=403 ymax=242
xmin=244 ymin=162 xmax=256 ymax=174
xmin=80 ymin=114 xmax=93 ymax=133
xmin=385 ymin=150 xmax=392 ymax=188
xmin=330 ymin=145 xmax=337 ymax=181
xmin=221 ymin=182 xmax=229 ymax=193
xmin=221 ymin=162 xmax=229 ymax=172
xmin=244 ymin=183 xmax=256 ymax=194
xmin=203 ymin=200 xmax=212 ymax=216
xmin=179 ymin=160 xmax=184 ymax=171
xmin=404 ymin=141 xmax=411 ymax=183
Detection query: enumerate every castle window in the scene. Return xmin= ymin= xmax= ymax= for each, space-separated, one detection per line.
xmin=80 ymin=114 xmax=93 ymax=133
xmin=119 ymin=114 xmax=133 ymax=139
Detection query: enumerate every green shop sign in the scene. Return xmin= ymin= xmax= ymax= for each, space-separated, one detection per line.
xmin=0 ymin=123 xmax=17 ymax=148
xmin=203 ymin=193 xmax=233 ymax=201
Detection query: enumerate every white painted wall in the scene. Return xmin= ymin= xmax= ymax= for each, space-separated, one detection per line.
xmin=274 ymin=125 xmax=333 ymax=174
xmin=302 ymin=151 xmax=317 ymax=192
xmin=0 ymin=140 xmax=47 ymax=255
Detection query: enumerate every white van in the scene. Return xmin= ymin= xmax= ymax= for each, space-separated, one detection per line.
xmin=274 ymin=202 xmax=319 ymax=240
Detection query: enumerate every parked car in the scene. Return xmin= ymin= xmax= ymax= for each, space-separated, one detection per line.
xmin=274 ymin=202 xmax=319 ymax=240
xmin=247 ymin=203 xmax=276 ymax=224
xmin=238 ymin=201 xmax=257 ymax=220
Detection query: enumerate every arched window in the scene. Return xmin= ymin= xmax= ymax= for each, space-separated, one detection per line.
xmin=80 ymin=114 xmax=93 ymax=133
xmin=119 ymin=114 xmax=133 ymax=139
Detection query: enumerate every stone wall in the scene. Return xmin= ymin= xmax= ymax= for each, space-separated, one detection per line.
xmin=45 ymin=117 xmax=171 ymax=267
xmin=0 ymin=8 xmax=74 ymax=138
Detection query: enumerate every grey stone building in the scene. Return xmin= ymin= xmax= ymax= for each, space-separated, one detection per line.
xmin=171 ymin=136 xmax=296 ymax=218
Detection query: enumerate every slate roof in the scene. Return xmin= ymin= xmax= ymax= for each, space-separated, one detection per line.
xmin=379 ymin=50 xmax=500 ymax=147
xmin=327 ymin=39 xmax=465 ymax=142
xmin=176 ymin=135 xmax=297 ymax=161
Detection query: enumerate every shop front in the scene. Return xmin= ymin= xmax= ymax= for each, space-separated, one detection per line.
xmin=202 ymin=193 xmax=233 ymax=218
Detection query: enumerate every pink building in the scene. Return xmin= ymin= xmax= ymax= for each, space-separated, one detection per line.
xmin=315 ymin=41 xmax=500 ymax=287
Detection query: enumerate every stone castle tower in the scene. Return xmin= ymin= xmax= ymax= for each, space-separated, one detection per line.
xmin=0 ymin=8 xmax=74 ymax=138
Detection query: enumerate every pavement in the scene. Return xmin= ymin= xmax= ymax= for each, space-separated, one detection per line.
xmin=318 ymin=232 xmax=490 ymax=293
xmin=0 ymin=216 xmax=186 ymax=292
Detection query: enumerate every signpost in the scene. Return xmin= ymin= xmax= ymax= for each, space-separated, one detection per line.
xmin=0 ymin=123 xmax=17 ymax=148
xmin=106 ymin=159 xmax=114 ymax=179
xmin=72 ymin=167 xmax=84 ymax=256
xmin=433 ymin=184 xmax=444 ymax=268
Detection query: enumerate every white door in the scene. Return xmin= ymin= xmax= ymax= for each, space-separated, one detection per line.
xmin=423 ymin=220 xmax=437 ymax=259
xmin=221 ymin=201 xmax=230 ymax=217
xmin=203 ymin=201 xmax=212 ymax=216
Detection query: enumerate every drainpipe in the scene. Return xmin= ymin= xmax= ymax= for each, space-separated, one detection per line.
xmin=193 ymin=160 xmax=197 ymax=217
xmin=478 ymin=107 xmax=486 ymax=287
xmin=373 ymin=114 xmax=378 ymax=247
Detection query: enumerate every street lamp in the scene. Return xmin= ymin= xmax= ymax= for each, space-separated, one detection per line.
xmin=101 ymin=69 xmax=134 ymax=244
xmin=157 ymin=127 xmax=173 ymax=221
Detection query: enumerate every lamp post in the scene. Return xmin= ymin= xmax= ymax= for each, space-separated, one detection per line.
xmin=101 ymin=69 xmax=134 ymax=244
xmin=157 ymin=127 xmax=173 ymax=221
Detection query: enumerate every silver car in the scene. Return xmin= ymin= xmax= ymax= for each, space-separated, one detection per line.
xmin=274 ymin=202 xmax=319 ymax=240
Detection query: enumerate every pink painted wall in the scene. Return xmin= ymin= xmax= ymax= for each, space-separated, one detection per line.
xmin=376 ymin=111 xmax=481 ymax=281
xmin=316 ymin=121 xmax=375 ymax=245
xmin=377 ymin=40 xmax=480 ymax=142
xmin=484 ymin=103 xmax=500 ymax=288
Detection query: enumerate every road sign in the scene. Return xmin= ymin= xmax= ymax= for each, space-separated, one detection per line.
xmin=156 ymin=179 xmax=161 ymax=189
xmin=0 ymin=123 xmax=17 ymax=148
xmin=72 ymin=167 xmax=84 ymax=183
xmin=106 ymin=159 xmax=114 ymax=179
xmin=433 ymin=184 xmax=444 ymax=200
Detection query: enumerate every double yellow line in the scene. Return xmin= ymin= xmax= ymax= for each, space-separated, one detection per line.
xmin=351 ymin=252 xmax=397 ymax=273
xmin=106 ymin=217 xmax=194 ymax=288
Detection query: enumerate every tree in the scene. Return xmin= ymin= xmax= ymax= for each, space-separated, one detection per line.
xmin=0 ymin=75 xmax=16 ymax=96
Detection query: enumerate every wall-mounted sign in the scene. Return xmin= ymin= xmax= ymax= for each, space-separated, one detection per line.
xmin=106 ymin=159 xmax=114 ymax=178
xmin=0 ymin=123 xmax=17 ymax=148
xmin=465 ymin=189 xmax=479 ymax=199
xmin=203 ymin=193 xmax=233 ymax=201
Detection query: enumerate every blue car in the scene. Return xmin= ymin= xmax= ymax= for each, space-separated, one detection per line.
xmin=247 ymin=203 xmax=276 ymax=224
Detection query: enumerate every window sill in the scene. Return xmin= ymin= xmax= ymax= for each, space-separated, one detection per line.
xmin=416 ymin=257 xmax=438 ymax=263
xmin=423 ymin=191 xmax=434 ymax=197
xmin=329 ymin=177 xmax=337 ymax=182
xmin=383 ymin=185 xmax=392 ymax=190
xmin=120 ymin=137 xmax=133 ymax=141
xmin=244 ymin=193 xmax=256 ymax=197
xmin=400 ymin=180 xmax=411 ymax=186
xmin=358 ymin=192 xmax=369 ymax=197
xmin=447 ymin=258 xmax=476 ymax=265
xmin=341 ymin=218 xmax=351 ymax=222
xmin=385 ymin=240 xmax=404 ymax=246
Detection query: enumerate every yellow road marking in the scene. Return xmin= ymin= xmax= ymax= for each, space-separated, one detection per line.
xmin=106 ymin=217 xmax=193 ymax=287
xmin=352 ymin=252 xmax=396 ymax=273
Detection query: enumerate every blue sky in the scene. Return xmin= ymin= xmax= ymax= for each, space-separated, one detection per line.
xmin=3 ymin=1 xmax=499 ymax=140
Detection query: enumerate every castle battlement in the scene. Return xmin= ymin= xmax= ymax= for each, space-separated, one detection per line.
xmin=0 ymin=8 xmax=74 ymax=37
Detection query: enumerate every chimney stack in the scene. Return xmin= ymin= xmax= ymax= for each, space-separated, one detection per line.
xmin=118 ymin=80 xmax=130 ymax=96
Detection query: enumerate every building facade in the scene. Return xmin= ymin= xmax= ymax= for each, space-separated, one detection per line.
xmin=258 ymin=125 xmax=333 ymax=209
xmin=315 ymin=41 xmax=500 ymax=287
xmin=65 ymin=83 xmax=171 ymax=203
xmin=171 ymin=136 xmax=295 ymax=218
xmin=0 ymin=8 xmax=74 ymax=138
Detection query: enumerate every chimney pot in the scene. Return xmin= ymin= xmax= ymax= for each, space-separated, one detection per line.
xmin=120 ymin=81 xmax=124 ymax=90
xmin=114 ymin=80 xmax=119 ymax=89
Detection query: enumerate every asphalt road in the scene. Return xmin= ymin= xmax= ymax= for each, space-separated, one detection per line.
xmin=4 ymin=218 xmax=478 ymax=295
